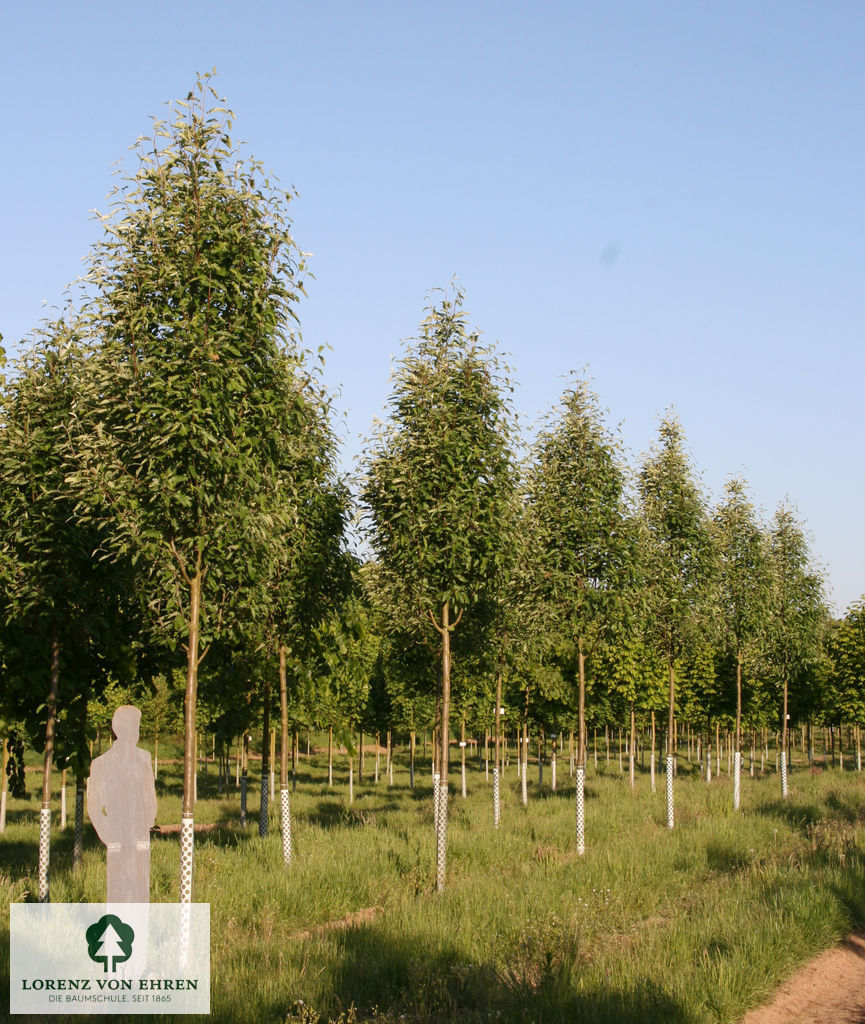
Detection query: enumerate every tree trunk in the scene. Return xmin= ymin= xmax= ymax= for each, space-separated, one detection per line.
xmin=577 ymin=640 xmax=586 ymax=768
xmin=780 ymin=679 xmax=789 ymax=799
xmin=180 ymin=573 xmax=202 ymax=903
xmin=0 ymin=736 xmax=8 ymax=834
xmin=38 ymin=633 xmax=61 ymax=902
xmin=494 ymin=669 xmax=502 ymax=827
xmin=409 ymin=729 xmax=415 ymax=790
xmin=278 ymin=643 xmax=292 ymax=866
xmin=328 ymin=725 xmax=333 ymax=787
xmin=433 ymin=600 xmax=458 ymax=893
xmin=666 ymin=659 xmax=675 ymax=829
xmin=461 ymin=713 xmax=467 ymax=798
xmin=629 ymin=703 xmax=636 ymax=789
xmin=259 ymin=674 xmax=271 ymax=838
xmin=650 ymin=711 xmax=656 ymax=794
xmin=73 ymin=774 xmax=84 ymax=869
xmin=240 ymin=731 xmax=249 ymax=827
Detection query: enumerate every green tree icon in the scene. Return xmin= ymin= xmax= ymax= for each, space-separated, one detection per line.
xmin=86 ymin=914 xmax=134 ymax=972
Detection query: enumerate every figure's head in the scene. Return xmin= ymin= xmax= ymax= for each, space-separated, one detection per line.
xmin=112 ymin=705 xmax=141 ymax=744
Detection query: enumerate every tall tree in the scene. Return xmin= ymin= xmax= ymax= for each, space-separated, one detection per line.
xmin=361 ymin=286 xmax=517 ymax=891
xmin=713 ymin=477 xmax=772 ymax=809
xmin=525 ymin=379 xmax=632 ymax=854
xmin=765 ymin=503 xmax=826 ymax=798
xmin=638 ymin=414 xmax=715 ymax=829
xmin=69 ymin=75 xmax=311 ymax=901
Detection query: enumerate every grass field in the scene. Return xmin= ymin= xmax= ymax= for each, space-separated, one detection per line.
xmin=2 ymin=738 xmax=865 ymax=1023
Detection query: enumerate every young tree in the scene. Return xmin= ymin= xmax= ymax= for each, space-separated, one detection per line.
xmin=0 ymin=329 xmax=135 ymax=898
xmin=638 ymin=414 xmax=715 ymax=829
xmin=826 ymin=599 xmax=865 ymax=770
xmin=765 ymin=503 xmax=826 ymax=798
xmin=525 ymin=379 xmax=632 ymax=854
xmin=69 ymin=75 xmax=311 ymax=901
xmin=713 ymin=477 xmax=772 ymax=809
xmin=361 ymin=286 xmax=517 ymax=890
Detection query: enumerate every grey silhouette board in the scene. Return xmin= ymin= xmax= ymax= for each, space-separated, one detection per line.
xmin=87 ymin=706 xmax=158 ymax=902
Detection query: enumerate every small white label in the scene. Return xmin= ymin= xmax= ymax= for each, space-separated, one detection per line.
xmin=459 ymin=742 xmax=467 ymax=747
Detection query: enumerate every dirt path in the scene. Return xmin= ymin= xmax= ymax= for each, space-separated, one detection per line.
xmin=740 ymin=933 xmax=865 ymax=1024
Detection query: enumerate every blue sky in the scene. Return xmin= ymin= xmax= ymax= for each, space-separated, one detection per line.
xmin=3 ymin=1 xmax=862 ymax=612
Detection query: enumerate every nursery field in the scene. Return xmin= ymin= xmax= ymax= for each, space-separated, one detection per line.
xmin=3 ymin=742 xmax=865 ymax=1024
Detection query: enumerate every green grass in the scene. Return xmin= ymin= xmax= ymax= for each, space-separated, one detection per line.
xmin=3 ymin=745 xmax=865 ymax=1023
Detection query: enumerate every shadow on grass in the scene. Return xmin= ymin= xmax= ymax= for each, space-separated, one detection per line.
xmin=299 ymin=924 xmax=695 ymax=1024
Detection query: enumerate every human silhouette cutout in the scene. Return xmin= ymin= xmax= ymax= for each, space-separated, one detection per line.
xmin=88 ymin=706 xmax=157 ymax=902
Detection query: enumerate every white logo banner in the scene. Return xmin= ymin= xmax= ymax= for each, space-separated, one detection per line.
xmin=9 ymin=903 xmax=209 ymax=1015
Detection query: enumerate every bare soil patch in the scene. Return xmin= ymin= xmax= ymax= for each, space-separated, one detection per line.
xmin=741 ymin=933 xmax=865 ymax=1024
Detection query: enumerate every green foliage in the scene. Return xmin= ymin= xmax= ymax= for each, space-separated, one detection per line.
xmin=765 ymin=503 xmax=827 ymax=707
xmin=525 ymin=377 xmax=633 ymax=650
xmin=826 ymin=598 xmax=865 ymax=725
xmin=361 ymin=286 xmax=518 ymax=630
xmin=70 ymin=72 xmax=313 ymax=650
xmin=638 ymin=414 xmax=716 ymax=666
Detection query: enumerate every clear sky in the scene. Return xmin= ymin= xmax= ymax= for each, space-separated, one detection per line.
xmin=2 ymin=1 xmax=862 ymax=612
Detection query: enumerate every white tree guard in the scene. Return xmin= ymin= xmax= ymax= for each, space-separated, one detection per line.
xmin=270 ymin=769 xmax=275 ymax=803
xmin=179 ymin=813 xmax=194 ymax=904
xmin=155 ymin=755 xmax=159 ymax=780
xmin=38 ymin=808 xmax=51 ymax=902
xmin=240 ymin=775 xmax=248 ymax=828
xmin=552 ymin=757 xmax=557 ymax=793
xmin=389 ymin=758 xmax=394 ymax=787
xmin=328 ymin=762 xmax=333 ymax=787
xmin=461 ymin=761 xmax=467 ymax=799
xmin=409 ymin=760 xmax=414 ymax=790
xmin=61 ymin=784 xmax=67 ymax=830
xmin=349 ymin=767 xmax=354 ymax=804
xmin=74 ymin=787 xmax=84 ymax=866
xmin=259 ymin=776 xmax=269 ymax=837
xmin=435 ymin=780 xmax=448 ymax=893
xmin=493 ymin=767 xmax=500 ymax=829
xmin=0 ymin=788 xmax=7 ymax=833
xmin=538 ymin=756 xmax=543 ymax=788
xmin=706 ymin=751 xmax=712 ymax=784
xmin=521 ymin=758 xmax=528 ymax=807
xmin=665 ymin=756 xmax=674 ymax=830
xmin=433 ymin=772 xmax=440 ymax=833
xmin=650 ymin=752 xmax=656 ymax=794
xmin=780 ymin=750 xmax=788 ymax=799
xmin=575 ymin=766 xmax=585 ymax=856
xmin=733 ymin=751 xmax=741 ymax=811
xmin=280 ymin=786 xmax=292 ymax=866
xmin=858 ymin=750 xmax=862 ymax=773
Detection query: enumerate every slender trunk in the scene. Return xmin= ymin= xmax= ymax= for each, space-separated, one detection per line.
xmin=435 ymin=601 xmax=455 ymax=893
xmin=180 ymin=573 xmax=202 ymax=903
xmin=278 ymin=643 xmax=292 ymax=865
xmin=240 ymin=731 xmax=249 ymax=827
xmin=328 ymin=725 xmax=333 ymax=787
xmin=73 ymin=775 xmax=85 ymax=869
xmin=0 ymin=736 xmax=8 ymax=834
xmin=269 ymin=727 xmax=276 ymax=803
xmin=460 ymin=713 xmax=467 ymax=798
xmin=666 ymin=659 xmax=675 ymax=829
xmin=629 ymin=703 xmax=636 ymax=789
xmin=38 ymin=633 xmax=61 ymax=901
xmin=781 ymin=679 xmax=789 ymax=799
xmin=409 ymin=729 xmax=415 ymax=790
xmin=650 ymin=711 xmax=656 ymax=794
xmin=577 ymin=640 xmax=586 ymax=768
